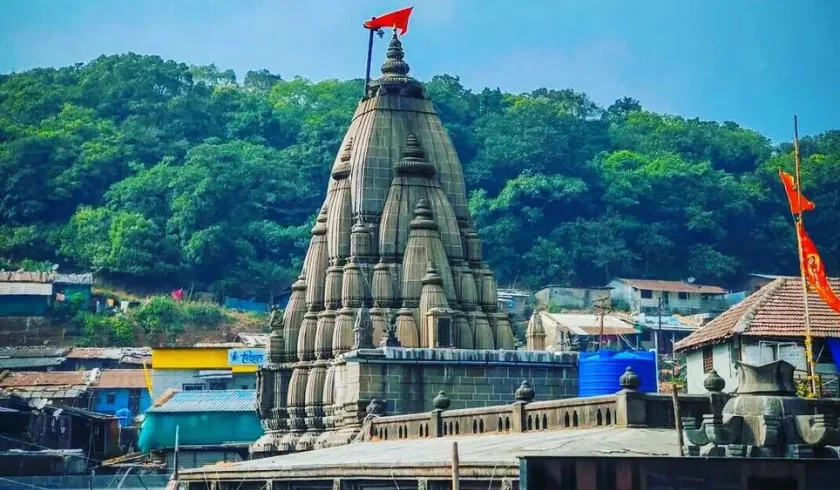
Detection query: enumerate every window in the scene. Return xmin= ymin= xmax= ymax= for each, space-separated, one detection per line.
xmin=182 ymin=383 xmax=205 ymax=391
xmin=208 ymin=382 xmax=227 ymax=390
xmin=640 ymin=289 xmax=653 ymax=299
xmin=701 ymin=293 xmax=710 ymax=302
xmin=678 ymin=292 xmax=689 ymax=301
xmin=702 ymin=347 xmax=714 ymax=373
xmin=437 ymin=317 xmax=453 ymax=347
xmin=106 ymin=393 xmax=116 ymax=404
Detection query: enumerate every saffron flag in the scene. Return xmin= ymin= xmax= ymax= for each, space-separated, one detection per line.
xmin=798 ymin=222 xmax=840 ymax=313
xmin=171 ymin=288 xmax=184 ymax=301
xmin=779 ymin=169 xmax=815 ymax=214
xmin=364 ymin=7 xmax=413 ymax=35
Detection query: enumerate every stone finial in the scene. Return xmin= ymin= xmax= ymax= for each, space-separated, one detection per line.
xmin=394 ymin=133 xmax=435 ymax=176
xmin=410 ymin=199 xmax=437 ymax=231
xmin=432 ymin=390 xmax=451 ymax=410
xmin=311 ymin=204 xmax=329 ymax=235
xmin=704 ymin=369 xmax=725 ymax=393
xmin=381 ymin=31 xmax=410 ymax=77
xmin=515 ymin=380 xmax=535 ymax=402
xmin=332 ymin=138 xmax=353 ymax=179
xmin=619 ymin=366 xmax=640 ymax=391
xmin=421 ymin=262 xmax=443 ymax=286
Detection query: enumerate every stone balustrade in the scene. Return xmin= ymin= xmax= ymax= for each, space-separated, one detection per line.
xmin=365 ymin=377 xmax=710 ymax=442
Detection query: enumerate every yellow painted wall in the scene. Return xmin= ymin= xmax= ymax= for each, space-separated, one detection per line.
xmin=151 ymin=348 xmax=258 ymax=372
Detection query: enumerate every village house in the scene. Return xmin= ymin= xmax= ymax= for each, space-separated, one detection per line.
xmin=496 ymin=288 xmax=532 ymax=321
xmin=90 ymin=369 xmax=151 ymax=420
xmin=0 ymin=272 xmax=53 ymax=317
xmin=608 ymin=277 xmax=728 ymax=315
xmin=526 ymin=311 xmax=639 ymax=352
xmin=675 ymin=277 xmax=840 ymax=395
xmin=150 ymin=344 xmax=260 ymax=399
xmin=533 ymin=284 xmax=611 ymax=311
xmin=138 ymin=389 xmax=261 ymax=469
xmin=52 ymin=273 xmax=94 ymax=310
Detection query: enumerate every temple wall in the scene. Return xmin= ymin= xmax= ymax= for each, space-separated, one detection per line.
xmin=333 ymin=348 xmax=577 ymax=416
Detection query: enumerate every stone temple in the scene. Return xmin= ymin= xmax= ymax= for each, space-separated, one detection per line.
xmin=251 ymin=33 xmax=576 ymax=456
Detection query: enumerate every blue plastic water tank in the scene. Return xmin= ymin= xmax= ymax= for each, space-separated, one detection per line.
xmin=578 ymin=349 xmax=657 ymax=396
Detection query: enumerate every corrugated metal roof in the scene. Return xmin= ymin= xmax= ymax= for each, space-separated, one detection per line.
xmin=0 ymin=272 xmax=53 ymax=283
xmin=539 ymin=312 xmax=639 ymax=336
xmin=0 ymin=370 xmax=90 ymax=387
xmin=96 ymin=370 xmax=147 ymax=389
xmin=0 ymin=357 xmax=65 ymax=369
xmin=147 ymin=390 xmax=256 ymax=413
xmin=0 ymin=347 xmax=70 ymax=358
xmin=0 ymin=282 xmax=52 ymax=296
xmin=66 ymin=347 xmax=124 ymax=360
xmin=55 ymin=273 xmax=94 ymax=285
xmin=616 ymin=278 xmax=727 ymax=295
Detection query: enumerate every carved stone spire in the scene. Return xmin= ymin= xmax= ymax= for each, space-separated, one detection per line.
xmin=381 ymin=31 xmax=410 ymax=77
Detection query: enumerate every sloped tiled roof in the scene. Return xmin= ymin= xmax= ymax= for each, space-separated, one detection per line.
xmin=675 ymin=277 xmax=840 ymax=352
xmin=147 ymin=390 xmax=256 ymax=413
xmin=617 ymin=278 xmax=727 ymax=295
xmin=96 ymin=370 xmax=147 ymax=389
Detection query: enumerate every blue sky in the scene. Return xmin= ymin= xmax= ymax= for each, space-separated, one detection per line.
xmin=1 ymin=0 xmax=838 ymax=142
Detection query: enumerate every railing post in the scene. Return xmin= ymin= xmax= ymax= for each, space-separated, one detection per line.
xmin=431 ymin=409 xmax=443 ymax=437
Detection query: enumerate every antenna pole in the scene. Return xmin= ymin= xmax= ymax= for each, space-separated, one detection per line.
xmin=793 ymin=115 xmax=818 ymax=397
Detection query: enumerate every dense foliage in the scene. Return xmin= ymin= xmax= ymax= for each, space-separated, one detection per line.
xmin=2 ymin=54 xmax=839 ymax=296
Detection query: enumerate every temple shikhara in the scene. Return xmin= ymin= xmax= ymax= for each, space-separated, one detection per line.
xmin=251 ymin=32 xmax=534 ymax=456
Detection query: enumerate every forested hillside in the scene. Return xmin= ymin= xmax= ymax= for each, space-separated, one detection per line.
xmin=1 ymin=53 xmax=839 ymax=299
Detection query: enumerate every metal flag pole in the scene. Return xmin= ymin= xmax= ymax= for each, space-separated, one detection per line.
xmin=793 ymin=115 xmax=818 ymax=397
xmin=364 ymin=20 xmax=376 ymax=97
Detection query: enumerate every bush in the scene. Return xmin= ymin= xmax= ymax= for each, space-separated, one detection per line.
xmin=183 ymin=302 xmax=225 ymax=328
xmin=134 ymin=296 xmax=184 ymax=335
xmin=74 ymin=312 xmax=137 ymax=347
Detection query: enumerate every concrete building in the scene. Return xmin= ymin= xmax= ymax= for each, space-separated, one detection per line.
xmin=150 ymin=345 xmax=259 ymax=399
xmin=739 ymin=273 xmax=785 ymax=295
xmin=0 ymin=272 xmax=52 ymax=317
xmin=675 ymin=277 xmax=840 ymax=395
xmin=608 ymin=278 xmax=727 ymax=315
xmin=533 ymin=285 xmax=611 ymax=311
xmin=138 ymin=390 xmax=261 ymax=469
xmin=496 ymin=289 xmax=532 ymax=321
xmin=91 ymin=369 xmax=151 ymax=418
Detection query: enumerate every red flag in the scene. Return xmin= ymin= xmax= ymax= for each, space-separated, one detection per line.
xmin=364 ymin=7 xmax=413 ymax=35
xmin=798 ymin=222 xmax=840 ymax=313
xmin=779 ymin=169 xmax=815 ymax=214
xmin=171 ymin=289 xmax=184 ymax=301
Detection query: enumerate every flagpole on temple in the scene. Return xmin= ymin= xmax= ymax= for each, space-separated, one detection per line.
xmin=363 ymin=22 xmax=376 ymax=97
xmin=793 ymin=115 xmax=818 ymax=398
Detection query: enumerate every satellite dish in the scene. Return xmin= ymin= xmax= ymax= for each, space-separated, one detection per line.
xmin=687 ymin=277 xmax=696 ymax=283
xmin=51 ymin=264 xmax=59 ymax=271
